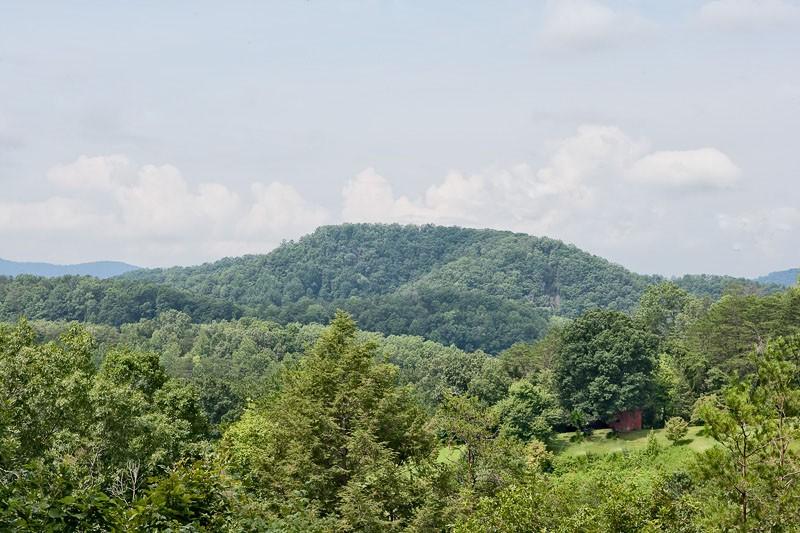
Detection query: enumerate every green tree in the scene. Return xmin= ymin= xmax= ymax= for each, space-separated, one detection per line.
xmin=693 ymin=335 xmax=800 ymax=529
xmin=664 ymin=417 xmax=688 ymax=445
xmin=495 ymin=380 xmax=561 ymax=443
xmin=0 ymin=320 xmax=95 ymax=463
xmin=635 ymin=281 xmax=694 ymax=339
xmin=554 ymin=310 xmax=658 ymax=424
xmin=221 ymin=311 xmax=435 ymax=527
xmin=433 ymin=393 xmax=527 ymax=501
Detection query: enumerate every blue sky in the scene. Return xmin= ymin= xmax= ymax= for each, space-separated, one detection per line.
xmin=1 ymin=1 xmax=799 ymax=276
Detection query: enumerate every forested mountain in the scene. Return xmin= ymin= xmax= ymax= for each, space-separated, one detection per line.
xmin=122 ymin=223 xmax=774 ymax=352
xmin=0 ymin=275 xmax=242 ymax=325
xmin=756 ymin=267 xmax=799 ymax=287
xmin=0 ymin=258 xmax=139 ymax=278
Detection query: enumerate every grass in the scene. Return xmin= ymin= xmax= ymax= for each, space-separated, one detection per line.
xmin=437 ymin=445 xmax=463 ymax=465
xmin=436 ymin=426 xmax=717 ymax=467
xmin=551 ymin=426 xmax=715 ymax=457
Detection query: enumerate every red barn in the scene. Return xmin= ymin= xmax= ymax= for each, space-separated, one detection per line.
xmin=609 ymin=409 xmax=642 ymax=433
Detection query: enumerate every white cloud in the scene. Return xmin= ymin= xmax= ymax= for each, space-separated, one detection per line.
xmin=539 ymin=0 xmax=654 ymax=50
xmin=718 ymin=207 xmax=800 ymax=233
xmin=626 ymin=148 xmax=741 ymax=189
xmin=1 ymin=155 xmax=329 ymax=265
xmin=341 ymin=125 xmax=745 ymax=270
xmin=696 ymin=0 xmax=800 ymax=30
xmin=342 ymin=168 xmax=429 ymax=223
xmin=240 ymin=182 xmax=327 ymax=237
xmin=342 ymin=125 xmax=646 ymax=235
xmin=47 ymin=154 xmax=131 ymax=190
xmin=0 ymin=197 xmax=111 ymax=233
xmin=0 ymin=129 xmax=749 ymax=273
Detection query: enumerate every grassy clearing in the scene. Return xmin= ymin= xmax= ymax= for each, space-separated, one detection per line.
xmin=437 ymin=445 xmax=463 ymax=465
xmin=551 ymin=426 xmax=715 ymax=457
xmin=436 ymin=426 xmax=716 ymax=466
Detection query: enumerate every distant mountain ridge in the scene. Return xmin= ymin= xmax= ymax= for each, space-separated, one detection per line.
xmin=0 ymin=258 xmax=139 ymax=279
xmin=756 ymin=268 xmax=799 ymax=287
xmin=122 ymin=223 xmax=779 ymax=352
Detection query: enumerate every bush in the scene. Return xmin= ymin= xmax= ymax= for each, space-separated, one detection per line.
xmin=645 ymin=430 xmax=661 ymax=456
xmin=665 ymin=417 xmax=689 ymax=445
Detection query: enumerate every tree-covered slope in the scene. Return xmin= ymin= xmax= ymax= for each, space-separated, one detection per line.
xmin=118 ymin=224 xmax=773 ymax=352
xmin=124 ymin=224 xmax=492 ymax=304
xmin=125 ymin=224 xmax=654 ymax=312
xmin=0 ymin=275 xmax=242 ymax=326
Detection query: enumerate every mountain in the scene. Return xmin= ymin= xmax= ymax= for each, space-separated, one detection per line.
xmin=0 ymin=275 xmax=242 ymax=326
xmin=756 ymin=268 xmax=799 ymax=287
xmin=122 ymin=223 xmax=776 ymax=352
xmin=0 ymin=258 xmax=139 ymax=279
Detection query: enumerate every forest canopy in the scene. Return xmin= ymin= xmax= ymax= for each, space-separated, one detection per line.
xmin=2 ymin=224 xmax=777 ymax=353
xmin=3 ymin=279 xmax=800 ymax=530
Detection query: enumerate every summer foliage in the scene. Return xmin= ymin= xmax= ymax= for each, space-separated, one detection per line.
xmin=121 ymin=224 xmax=774 ymax=352
xmin=1 ymin=225 xmax=798 ymax=531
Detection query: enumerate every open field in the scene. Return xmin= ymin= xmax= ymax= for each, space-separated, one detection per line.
xmin=438 ymin=425 xmax=716 ymax=464
xmin=551 ymin=426 xmax=715 ymax=456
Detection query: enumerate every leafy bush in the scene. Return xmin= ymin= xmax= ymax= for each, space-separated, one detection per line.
xmin=665 ymin=417 xmax=689 ymax=445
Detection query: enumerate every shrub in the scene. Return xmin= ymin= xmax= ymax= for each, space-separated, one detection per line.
xmin=665 ymin=417 xmax=689 ymax=445
xmin=645 ymin=430 xmax=661 ymax=456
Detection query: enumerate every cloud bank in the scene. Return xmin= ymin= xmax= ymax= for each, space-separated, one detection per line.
xmin=1 ymin=156 xmax=327 ymax=265
xmin=341 ymin=126 xmax=740 ymax=243
xmin=0 ymin=125 xmax=785 ymax=276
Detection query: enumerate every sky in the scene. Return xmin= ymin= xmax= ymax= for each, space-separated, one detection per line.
xmin=0 ymin=0 xmax=798 ymax=277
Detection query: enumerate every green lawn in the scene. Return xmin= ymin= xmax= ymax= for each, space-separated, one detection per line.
xmin=437 ymin=426 xmax=716 ymax=465
xmin=437 ymin=445 xmax=463 ymax=465
xmin=551 ymin=426 xmax=715 ymax=457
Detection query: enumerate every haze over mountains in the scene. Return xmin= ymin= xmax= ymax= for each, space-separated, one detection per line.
xmin=0 ymin=258 xmax=139 ymax=279
xmin=757 ymin=268 xmax=800 ymax=287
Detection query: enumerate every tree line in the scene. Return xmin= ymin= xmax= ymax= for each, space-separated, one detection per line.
xmin=2 ymin=281 xmax=799 ymax=529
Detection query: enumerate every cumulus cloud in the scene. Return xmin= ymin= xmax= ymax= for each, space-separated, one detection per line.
xmin=47 ymin=154 xmax=131 ymax=190
xmin=340 ymin=125 xmax=746 ymax=270
xmin=0 ymin=197 xmax=112 ymax=233
xmin=342 ymin=125 xmax=735 ymax=232
xmin=718 ymin=207 xmax=800 ymax=233
xmin=1 ymin=156 xmax=328 ymax=265
xmin=240 ymin=182 xmax=327 ymax=237
xmin=342 ymin=168 xmax=430 ymax=224
xmin=626 ymin=148 xmax=741 ymax=189
xmin=113 ymin=164 xmax=243 ymax=238
xmin=1 ymin=129 xmax=747 ymax=272
xmin=339 ymin=131 xmax=537 ymax=232
xmin=696 ymin=0 xmax=800 ymax=30
xmin=539 ymin=0 xmax=654 ymax=51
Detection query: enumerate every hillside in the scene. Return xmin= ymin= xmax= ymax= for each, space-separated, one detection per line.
xmin=757 ymin=268 xmax=799 ymax=287
xmin=0 ymin=275 xmax=242 ymax=326
xmin=0 ymin=258 xmax=139 ymax=278
xmin=122 ymin=223 xmax=773 ymax=352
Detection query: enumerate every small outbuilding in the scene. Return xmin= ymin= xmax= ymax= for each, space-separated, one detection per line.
xmin=609 ymin=409 xmax=643 ymax=433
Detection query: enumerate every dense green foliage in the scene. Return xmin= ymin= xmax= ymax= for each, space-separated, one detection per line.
xmin=0 ymin=275 xmax=242 ymax=325
xmin=554 ymin=309 xmax=658 ymax=424
xmin=2 ymin=228 xmax=799 ymax=530
xmin=2 ymin=283 xmax=800 ymax=530
xmin=222 ymin=312 xmax=437 ymax=529
xmin=122 ymin=223 xmax=774 ymax=352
